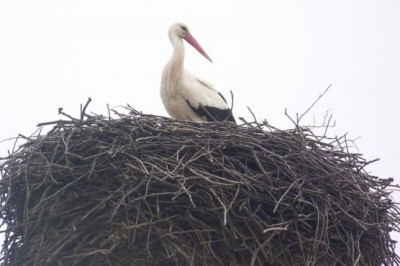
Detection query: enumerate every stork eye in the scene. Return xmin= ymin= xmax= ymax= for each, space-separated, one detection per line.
xmin=180 ymin=25 xmax=188 ymax=32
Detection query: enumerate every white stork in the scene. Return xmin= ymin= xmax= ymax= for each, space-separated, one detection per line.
xmin=160 ymin=23 xmax=236 ymax=123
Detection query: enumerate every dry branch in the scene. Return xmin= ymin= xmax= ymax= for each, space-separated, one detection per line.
xmin=0 ymin=104 xmax=399 ymax=265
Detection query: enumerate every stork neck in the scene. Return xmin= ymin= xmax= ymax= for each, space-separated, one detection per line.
xmin=171 ymin=35 xmax=185 ymax=67
xmin=165 ymin=35 xmax=185 ymax=89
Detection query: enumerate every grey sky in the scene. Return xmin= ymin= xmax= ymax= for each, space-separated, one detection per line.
xmin=1 ymin=0 xmax=399 ymax=253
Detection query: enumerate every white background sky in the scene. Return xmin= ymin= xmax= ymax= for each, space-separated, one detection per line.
xmin=1 ymin=0 xmax=399 ymax=256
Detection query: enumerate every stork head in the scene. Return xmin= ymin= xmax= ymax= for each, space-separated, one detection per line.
xmin=168 ymin=23 xmax=213 ymax=63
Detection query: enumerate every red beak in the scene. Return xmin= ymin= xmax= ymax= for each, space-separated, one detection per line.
xmin=184 ymin=33 xmax=213 ymax=63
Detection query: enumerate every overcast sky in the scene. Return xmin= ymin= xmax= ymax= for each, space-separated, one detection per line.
xmin=1 ymin=0 xmax=399 ymax=253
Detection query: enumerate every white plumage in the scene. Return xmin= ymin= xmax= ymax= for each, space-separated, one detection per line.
xmin=160 ymin=23 xmax=235 ymax=123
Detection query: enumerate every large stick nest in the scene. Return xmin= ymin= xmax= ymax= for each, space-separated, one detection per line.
xmin=0 ymin=105 xmax=399 ymax=265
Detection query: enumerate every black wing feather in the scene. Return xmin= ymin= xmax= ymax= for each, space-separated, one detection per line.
xmin=218 ymin=92 xmax=228 ymax=104
xmin=186 ymin=100 xmax=236 ymax=123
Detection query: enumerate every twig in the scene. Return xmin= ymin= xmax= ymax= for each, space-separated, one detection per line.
xmin=298 ymin=84 xmax=332 ymax=123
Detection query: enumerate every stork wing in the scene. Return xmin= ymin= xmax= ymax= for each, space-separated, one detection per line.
xmin=182 ymin=74 xmax=236 ymax=123
xmin=186 ymin=99 xmax=236 ymax=123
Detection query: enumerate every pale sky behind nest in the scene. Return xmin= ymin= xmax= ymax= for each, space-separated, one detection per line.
xmin=0 ymin=0 xmax=399 ymax=252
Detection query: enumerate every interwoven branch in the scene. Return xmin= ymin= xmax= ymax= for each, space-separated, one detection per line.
xmin=0 ymin=105 xmax=399 ymax=265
